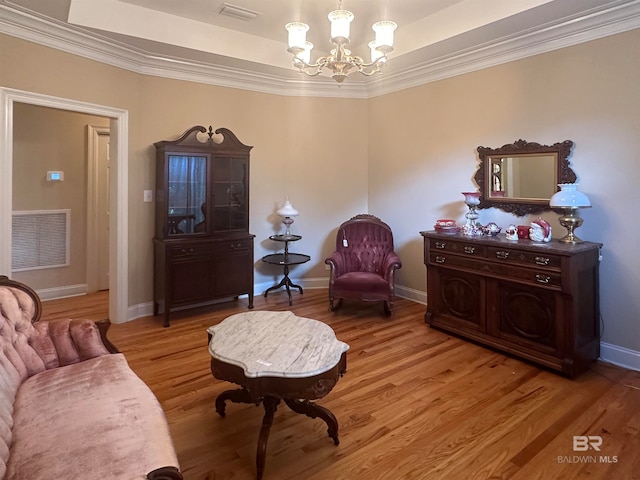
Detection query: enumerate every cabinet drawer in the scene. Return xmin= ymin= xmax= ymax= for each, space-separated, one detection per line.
xmin=487 ymin=247 xmax=561 ymax=270
xmin=216 ymin=239 xmax=252 ymax=254
xmin=169 ymin=244 xmax=214 ymax=258
xmin=429 ymin=252 xmax=562 ymax=290
xmin=430 ymin=238 xmax=486 ymax=258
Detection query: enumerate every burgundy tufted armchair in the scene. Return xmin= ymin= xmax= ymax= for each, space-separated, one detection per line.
xmin=325 ymin=214 xmax=402 ymax=315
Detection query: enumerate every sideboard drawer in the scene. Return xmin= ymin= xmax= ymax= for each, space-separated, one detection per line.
xmin=429 ymin=252 xmax=562 ymax=290
xmin=430 ymin=238 xmax=486 ymax=258
xmin=487 ymin=247 xmax=561 ymax=269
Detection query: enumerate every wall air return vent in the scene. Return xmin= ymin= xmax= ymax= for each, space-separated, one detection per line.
xmin=12 ymin=209 xmax=70 ymax=272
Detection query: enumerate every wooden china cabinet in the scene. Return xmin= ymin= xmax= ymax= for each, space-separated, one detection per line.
xmin=153 ymin=126 xmax=254 ymax=327
xmin=421 ymin=231 xmax=602 ymax=377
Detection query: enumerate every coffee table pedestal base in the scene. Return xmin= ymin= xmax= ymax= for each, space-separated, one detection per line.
xmin=215 ymin=388 xmax=339 ymax=480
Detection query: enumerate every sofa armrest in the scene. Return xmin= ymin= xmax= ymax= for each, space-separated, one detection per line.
xmin=147 ymin=466 xmax=184 ymax=480
xmin=96 ymin=318 xmax=120 ymax=354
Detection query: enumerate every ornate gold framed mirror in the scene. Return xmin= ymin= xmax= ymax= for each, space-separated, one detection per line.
xmin=474 ymin=139 xmax=577 ymax=216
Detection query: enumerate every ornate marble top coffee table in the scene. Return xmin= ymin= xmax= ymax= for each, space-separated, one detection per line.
xmin=207 ymin=311 xmax=349 ymax=480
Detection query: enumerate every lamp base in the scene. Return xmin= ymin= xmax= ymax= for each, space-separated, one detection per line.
xmin=557 ymin=208 xmax=585 ymax=244
xmin=282 ymin=217 xmax=294 ymax=236
xmin=462 ymin=205 xmax=482 ymax=236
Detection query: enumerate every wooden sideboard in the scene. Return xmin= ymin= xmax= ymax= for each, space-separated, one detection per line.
xmin=420 ymin=231 xmax=602 ymax=377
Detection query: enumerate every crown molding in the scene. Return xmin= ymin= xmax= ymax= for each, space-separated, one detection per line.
xmin=1 ymin=1 xmax=640 ymax=99
xmin=367 ymin=0 xmax=640 ymax=97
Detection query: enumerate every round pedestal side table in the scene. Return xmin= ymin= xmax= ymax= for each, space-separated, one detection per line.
xmin=262 ymin=234 xmax=310 ymax=305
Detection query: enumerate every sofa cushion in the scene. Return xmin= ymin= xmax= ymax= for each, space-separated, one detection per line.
xmin=6 ymin=353 xmax=180 ymax=480
xmin=31 ymin=318 xmax=111 ymax=368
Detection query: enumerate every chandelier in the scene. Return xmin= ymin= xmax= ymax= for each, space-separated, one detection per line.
xmin=285 ymin=1 xmax=397 ymax=84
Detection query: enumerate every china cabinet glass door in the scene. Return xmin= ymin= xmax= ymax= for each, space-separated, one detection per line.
xmin=212 ymin=156 xmax=247 ymax=231
xmin=167 ymin=155 xmax=207 ymax=235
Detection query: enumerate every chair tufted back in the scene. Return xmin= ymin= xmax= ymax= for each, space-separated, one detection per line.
xmin=335 ymin=215 xmax=395 ymax=275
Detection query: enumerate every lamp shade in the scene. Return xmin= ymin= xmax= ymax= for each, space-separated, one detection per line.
xmin=296 ymin=41 xmax=313 ymax=63
xmin=277 ymin=200 xmax=299 ymax=217
xmin=286 ymin=22 xmax=309 ymax=50
xmin=369 ymin=41 xmax=384 ymax=62
xmin=328 ymin=9 xmax=354 ymax=40
xmin=549 ymin=183 xmax=591 ymax=208
xmin=372 ymin=21 xmax=397 ymax=49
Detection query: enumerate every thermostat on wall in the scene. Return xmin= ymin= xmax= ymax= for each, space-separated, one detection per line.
xmin=46 ymin=171 xmax=64 ymax=182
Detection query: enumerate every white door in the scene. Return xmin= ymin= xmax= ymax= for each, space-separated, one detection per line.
xmin=97 ymin=133 xmax=110 ymax=290
xmin=87 ymin=125 xmax=110 ymax=292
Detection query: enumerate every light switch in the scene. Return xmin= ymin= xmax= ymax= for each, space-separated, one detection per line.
xmin=143 ymin=190 xmax=153 ymax=202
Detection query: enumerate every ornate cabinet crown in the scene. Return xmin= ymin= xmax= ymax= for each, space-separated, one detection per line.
xmin=153 ymin=126 xmax=254 ymax=327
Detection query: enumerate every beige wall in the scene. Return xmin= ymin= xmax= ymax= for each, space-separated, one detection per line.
xmin=369 ymin=29 xmax=640 ymax=354
xmin=11 ymin=103 xmax=109 ymax=289
xmin=2 ymin=29 xmax=639 ymax=355
xmin=0 ymin=34 xmax=369 ymax=310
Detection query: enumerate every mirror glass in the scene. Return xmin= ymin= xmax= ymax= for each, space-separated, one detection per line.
xmin=474 ymin=139 xmax=576 ymax=216
xmin=488 ymin=154 xmax=557 ymax=200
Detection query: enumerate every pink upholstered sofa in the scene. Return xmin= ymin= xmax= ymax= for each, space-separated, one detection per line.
xmin=0 ymin=276 xmax=183 ymax=480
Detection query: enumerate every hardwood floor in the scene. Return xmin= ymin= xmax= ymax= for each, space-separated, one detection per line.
xmin=41 ymin=290 xmax=640 ymax=480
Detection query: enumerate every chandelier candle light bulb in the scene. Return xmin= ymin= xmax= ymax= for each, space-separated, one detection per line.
xmin=285 ymin=1 xmax=396 ymax=84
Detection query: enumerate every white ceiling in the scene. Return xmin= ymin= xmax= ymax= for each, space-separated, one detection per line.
xmin=1 ymin=0 xmax=640 ymax=97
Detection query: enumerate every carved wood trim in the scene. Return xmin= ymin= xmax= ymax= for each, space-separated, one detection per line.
xmin=153 ymin=125 xmax=252 ymax=152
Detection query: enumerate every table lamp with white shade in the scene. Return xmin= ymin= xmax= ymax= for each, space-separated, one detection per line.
xmin=277 ymin=199 xmax=299 ymax=237
xmin=549 ymin=183 xmax=591 ymax=244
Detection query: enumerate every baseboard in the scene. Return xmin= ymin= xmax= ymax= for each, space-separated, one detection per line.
xmin=599 ymin=342 xmax=640 ymax=372
xmin=395 ymin=285 xmax=427 ymax=305
xmin=36 ymin=283 xmax=88 ymax=300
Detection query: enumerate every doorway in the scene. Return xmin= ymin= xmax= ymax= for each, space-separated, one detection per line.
xmin=0 ymin=87 xmax=129 ymax=324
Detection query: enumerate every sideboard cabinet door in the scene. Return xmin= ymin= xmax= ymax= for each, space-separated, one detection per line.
xmin=428 ymin=267 xmax=486 ymax=334
xmin=487 ymin=280 xmax=563 ymax=357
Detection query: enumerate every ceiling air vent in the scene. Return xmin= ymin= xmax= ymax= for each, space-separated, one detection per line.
xmin=218 ymin=3 xmax=260 ymax=21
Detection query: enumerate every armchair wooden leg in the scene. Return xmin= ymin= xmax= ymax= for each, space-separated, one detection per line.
xmin=384 ymin=301 xmax=392 ymax=316
xmin=330 ymin=298 xmax=343 ymax=312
